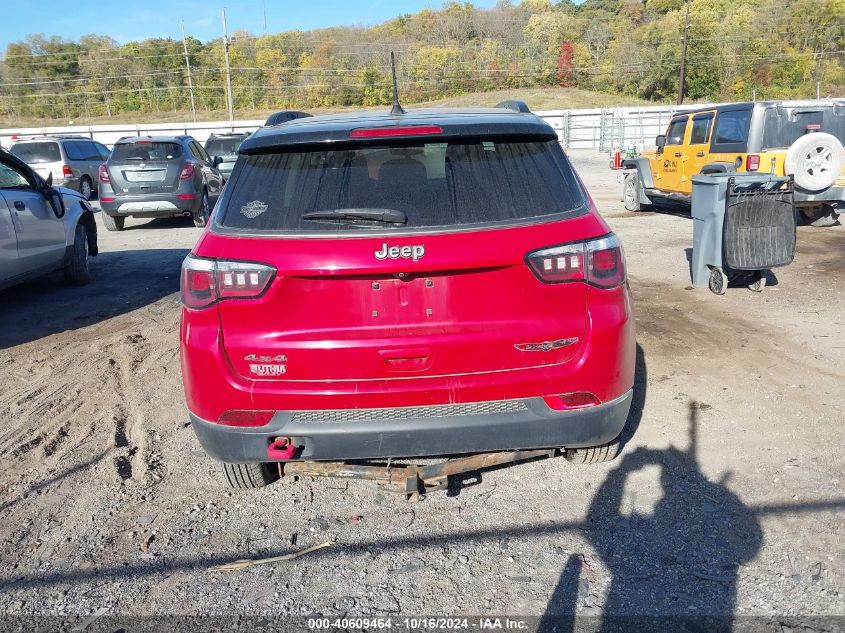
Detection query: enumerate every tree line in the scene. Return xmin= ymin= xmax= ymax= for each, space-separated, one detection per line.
xmin=1 ymin=0 xmax=843 ymax=123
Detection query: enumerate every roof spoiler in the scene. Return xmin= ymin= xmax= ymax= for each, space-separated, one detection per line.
xmin=495 ymin=100 xmax=531 ymax=114
xmin=265 ymin=110 xmax=313 ymax=126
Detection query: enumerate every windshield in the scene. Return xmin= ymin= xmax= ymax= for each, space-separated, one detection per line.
xmin=762 ymin=106 xmax=845 ymax=149
xmin=205 ymin=137 xmax=246 ymax=156
xmin=217 ymin=139 xmax=586 ymax=233
xmin=10 ymin=141 xmax=61 ymax=164
xmin=111 ymin=142 xmax=182 ymax=161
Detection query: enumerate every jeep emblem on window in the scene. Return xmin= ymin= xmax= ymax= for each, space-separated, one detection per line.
xmin=374 ymin=243 xmax=425 ymax=261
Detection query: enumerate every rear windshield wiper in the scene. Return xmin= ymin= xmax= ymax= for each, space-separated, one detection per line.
xmin=301 ymin=208 xmax=407 ymax=224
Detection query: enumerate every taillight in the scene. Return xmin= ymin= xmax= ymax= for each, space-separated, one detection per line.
xmin=745 ymin=154 xmax=760 ymax=171
xmin=98 ymin=164 xmax=110 ymax=183
xmin=217 ymin=410 xmax=274 ymax=427
xmin=179 ymin=162 xmax=195 ymax=180
xmin=526 ymin=233 xmax=626 ymax=288
xmin=180 ymin=255 xmax=275 ymax=309
xmin=62 ymin=165 xmax=73 ymax=177
xmin=543 ymin=392 xmax=602 ymax=410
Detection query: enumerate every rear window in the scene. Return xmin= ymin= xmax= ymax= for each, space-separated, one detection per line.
xmin=10 ymin=141 xmax=61 ymax=164
xmin=111 ymin=142 xmax=182 ymax=161
xmin=762 ymin=106 xmax=845 ymax=149
xmin=217 ymin=140 xmax=586 ymax=233
xmin=206 ymin=137 xmax=246 ymax=156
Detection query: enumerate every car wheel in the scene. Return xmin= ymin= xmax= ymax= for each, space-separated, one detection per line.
xmin=623 ymin=173 xmax=643 ymax=211
xmin=102 ymin=213 xmax=125 ymax=232
xmin=193 ymin=190 xmax=210 ymax=228
xmin=79 ymin=176 xmax=93 ymax=201
xmin=64 ymin=223 xmax=90 ymax=285
xmin=747 ymin=271 xmax=766 ymax=293
xmin=708 ymin=267 xmax=726 ymax=295
xmin=798 ymin=207 xmax=839 ymax=227
xmin=564 ymin=440 xmax=622 ymax=464
xmin=219 ymin=462 xmax=279 ymax=489
xmin=785 ymin=132 xmax=844 ymax=192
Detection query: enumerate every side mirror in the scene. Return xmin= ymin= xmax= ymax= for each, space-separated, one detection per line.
xmin=212 ymin=155 xmax=223 ymax=168
xmin=655 ymin=135 xmax=666 ymax=150
xmin=45 ymin=172 xmax=53 ymax=187
xmin=45 ymin=187 xmax=65 ymax=218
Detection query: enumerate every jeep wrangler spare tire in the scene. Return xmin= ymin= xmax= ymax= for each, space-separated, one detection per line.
xmin=785 ymin=132 xmax=844 ymax=191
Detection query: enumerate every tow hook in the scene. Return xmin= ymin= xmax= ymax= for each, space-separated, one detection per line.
xmin=267 ymin=437 xmax=297 ymax=460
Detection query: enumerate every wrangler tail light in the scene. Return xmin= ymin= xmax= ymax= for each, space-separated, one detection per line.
xmin=217 ymin=410 xmax=274 ymax=427
xmin=527 ymin=233 xmax=626 ymax=288
xmin=179 ymin=162 xmax=195 ymax=180
xmin=745 ymin=154 xmax=760 ymax=171
xmin=180 ymin=255 xmax=275 ymax=309
xmin=98 ymin=164 xmax=110 ymax=183
xmin=62 ymin=164 xmax=73 ymax=177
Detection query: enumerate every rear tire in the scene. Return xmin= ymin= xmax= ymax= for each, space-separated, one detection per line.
xmin=799 ymin=207 xmax=839 ymax=227
xmin=102 ymin=213 xmax=125 ymax=232
xmin=564 ymin=441 xmax=622 ymax=465
xmin=623 ymin=173 xmax=643 ymax=211
xmin=220 ymin=462 xmax=279 ymax=489
xmin=64 ymin=223 xmax=90 ymax=285
xmin=193 ymin=190 xmax=210 ymax=228
xmin=79 ymin=176 xmax=93 ymax=201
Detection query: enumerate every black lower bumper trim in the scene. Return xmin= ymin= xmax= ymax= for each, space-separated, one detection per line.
xmin=190 ymin=391 xmax=633 ymax=463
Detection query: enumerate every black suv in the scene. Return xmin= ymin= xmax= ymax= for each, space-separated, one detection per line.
xmin=98 ymin=135 xmax=223 ymax=230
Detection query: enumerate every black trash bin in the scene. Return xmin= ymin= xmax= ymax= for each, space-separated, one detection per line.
xmin=691 ymin=174 xmax=796 ymax=294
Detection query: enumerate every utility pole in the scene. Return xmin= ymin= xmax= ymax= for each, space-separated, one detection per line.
xmin=222 ymin=8 xmax=234 ymax=130
xmin=676 ymin=0 xmax=691 ymax=105
xmin=181 ymin=22 xmax=197 ymax=122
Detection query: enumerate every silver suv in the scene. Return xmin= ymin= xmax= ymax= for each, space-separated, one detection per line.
xmin=9 ymin=136 xmax=111 ymax=201
xmin=0 ymin=148 xmax=98 ymax=291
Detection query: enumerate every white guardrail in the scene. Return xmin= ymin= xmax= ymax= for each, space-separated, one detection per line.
xmin=0 ymin=103 xmax=713 ymax=152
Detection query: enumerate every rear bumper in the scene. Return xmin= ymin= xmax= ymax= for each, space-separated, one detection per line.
xmin=794 ymin=186 xmax=844 ymax=210
xmin=190 ymin=390 xmax=632 ymax=463
xmin=100 ymin=193 xmax=199 ymax=217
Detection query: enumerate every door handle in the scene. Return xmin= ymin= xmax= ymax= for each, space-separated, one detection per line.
xmin=696 ymin=151 xmax=705 ymax=157
xmin=674 ymin=152 xmax=682 ymax=158
xmin=14 ymin=200 xmax=25 ymax=211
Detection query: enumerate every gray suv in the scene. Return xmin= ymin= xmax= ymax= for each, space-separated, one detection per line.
xmin=204 ymin=132 xmax=250 ymax=182
xmin=98 ymin=135 xmax=223 ymax=231
xmin=9 ymin=136 xmax=111 ymax=201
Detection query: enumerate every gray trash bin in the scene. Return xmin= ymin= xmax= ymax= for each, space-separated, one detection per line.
xmin=691 ymin=173 xmax=795 ymax=294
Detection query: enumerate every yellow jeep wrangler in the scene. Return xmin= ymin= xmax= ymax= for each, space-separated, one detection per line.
xmin=622 ymin=99 xmax=845 ymax=226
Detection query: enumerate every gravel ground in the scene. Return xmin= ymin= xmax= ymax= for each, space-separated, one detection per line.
xmin=0 ymin=149 xmax=843 ymax=631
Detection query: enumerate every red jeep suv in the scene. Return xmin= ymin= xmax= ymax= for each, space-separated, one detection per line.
xmin=180 ymin=104 xmax=635 ymax=487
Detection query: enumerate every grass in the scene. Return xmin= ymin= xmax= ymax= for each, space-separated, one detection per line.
xmin=0 ymin=87 xmax=650 ymax=129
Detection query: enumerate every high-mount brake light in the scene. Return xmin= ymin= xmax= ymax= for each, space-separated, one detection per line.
xmin=98 ymin=164 xmax=110 ymax=183
xmin=349 ymin=125 xmax=442 ymax=138
xmin=527 ymin=234 xmax=626 ymax=288
xmin=179 ymin=162 xmax=195 ymax=180
xmin=180 ymin=255 xmax=276 ymax=309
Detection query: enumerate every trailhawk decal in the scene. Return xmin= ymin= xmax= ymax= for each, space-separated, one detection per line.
xmin=374 ymin=243 xmax=425 ymax=261
xmin=514 ymin=338 xmax=579 ymax=352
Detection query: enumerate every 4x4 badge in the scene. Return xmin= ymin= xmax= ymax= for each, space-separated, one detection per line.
xmin=514 ymin=338 xmax=579 ymax=352
xmin=374 ymin=243 xmax=425 ymax=261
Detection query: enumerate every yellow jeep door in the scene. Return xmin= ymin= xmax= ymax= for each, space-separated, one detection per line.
xmin=683 ymin=111 xmax=716 ymax=193
xmin=655 ymin=115 xmax=689 ymax=194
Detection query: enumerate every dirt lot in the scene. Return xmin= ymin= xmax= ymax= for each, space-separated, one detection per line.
xmin=1 ymin=150 xmax=843 ymax=630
